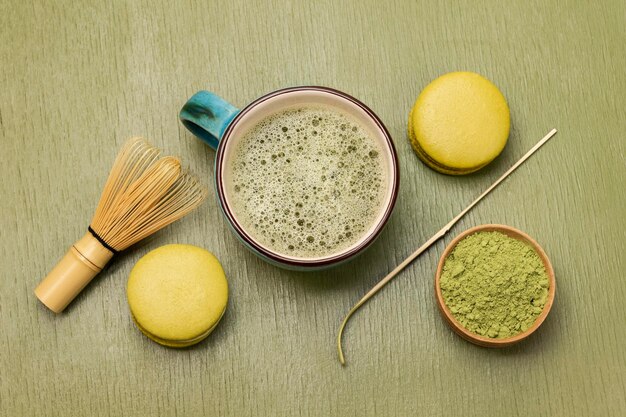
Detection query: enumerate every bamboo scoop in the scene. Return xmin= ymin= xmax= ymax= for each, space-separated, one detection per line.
xmin=337 ymin=128 xmax=558 ymax=365
xmin=35 ymin=138 xmax=208 ymax=313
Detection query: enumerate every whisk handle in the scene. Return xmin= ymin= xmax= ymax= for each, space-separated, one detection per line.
xmin=179 ymin=91 xmax=240 ymax=150
xmin=35 ymin=233 xmax=114 ymax=313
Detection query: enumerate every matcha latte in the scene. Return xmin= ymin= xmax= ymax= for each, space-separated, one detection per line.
xmin=225 ymin=106 xmax=388 ymax=258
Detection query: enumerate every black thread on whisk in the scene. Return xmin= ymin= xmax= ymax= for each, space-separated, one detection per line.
xmin=87 ymin=226 xmax=119 ymax=255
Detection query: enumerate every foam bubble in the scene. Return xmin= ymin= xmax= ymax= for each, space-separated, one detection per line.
xmin=226 ymin=106 xmax=387 ymax=258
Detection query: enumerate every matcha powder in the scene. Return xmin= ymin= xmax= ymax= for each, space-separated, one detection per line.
xmin=440 ymin=231 xmax=550 ymax=339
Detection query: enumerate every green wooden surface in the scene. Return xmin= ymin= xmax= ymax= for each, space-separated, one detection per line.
xmin=1 ymin=0 xmax=625 ymax=416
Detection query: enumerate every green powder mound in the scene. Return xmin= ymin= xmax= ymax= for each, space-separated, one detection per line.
xmin=440 ymin=231 xmax=549 ymax=339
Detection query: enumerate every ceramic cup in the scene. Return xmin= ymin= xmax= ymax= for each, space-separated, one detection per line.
xmin=180 ymin=86 xmax=399 ymax=270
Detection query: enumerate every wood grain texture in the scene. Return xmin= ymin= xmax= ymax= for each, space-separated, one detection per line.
xmin=1 ymin=0 xmax=624 ymax=416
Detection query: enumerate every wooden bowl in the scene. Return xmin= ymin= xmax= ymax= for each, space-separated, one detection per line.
xmin=434 ymin=224 xmax=555 ymax=347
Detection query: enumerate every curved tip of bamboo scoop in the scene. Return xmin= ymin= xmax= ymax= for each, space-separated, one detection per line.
xmin=337 ymin=315 xmax=350 ymax=366
xmin=35 ymin=233 xmax=113 ymax=313
xmin=337 ymin=301 xmax=367 ymax=366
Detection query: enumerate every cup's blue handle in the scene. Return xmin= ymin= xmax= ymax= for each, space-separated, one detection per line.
xmin=179 ymin=91 xmax=240 ymax=150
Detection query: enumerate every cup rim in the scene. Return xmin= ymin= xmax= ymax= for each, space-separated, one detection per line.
xmin=215 ymin=86 xmax=400 ymax=267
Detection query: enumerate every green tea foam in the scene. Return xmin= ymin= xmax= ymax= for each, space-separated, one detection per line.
xmin=225 ymin=106 xmax=388 ymax=258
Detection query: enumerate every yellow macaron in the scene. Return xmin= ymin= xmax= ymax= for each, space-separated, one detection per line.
xmin=127 ymin=244 xmax=228 ymax=348
xmin=408 ymin=72 xmax=510 ymax=175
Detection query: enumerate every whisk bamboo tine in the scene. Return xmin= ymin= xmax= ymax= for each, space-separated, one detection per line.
xmin=35 ymin=137 xmax=207 ymax=313
xmin=92 ymin=138 xmax=160 ymax=225
xmin=94 ymin=157 xmax=182 ymax=248
xmin=336 ymin=128 xmax=558 ymax=365
xmin=116 ymin=174 xmax=207 ymax=246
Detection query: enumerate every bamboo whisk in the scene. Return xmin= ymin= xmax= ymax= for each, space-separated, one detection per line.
xmin=35 ymin=138 xmax=208 ymax=313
